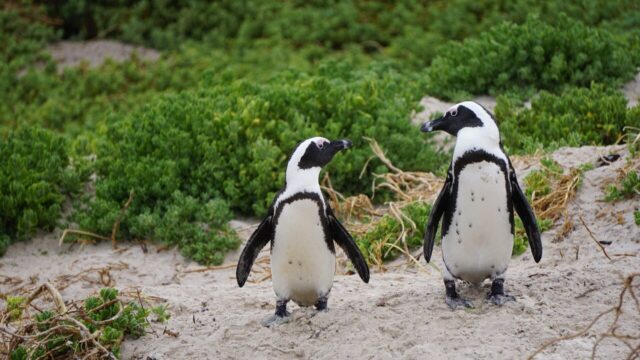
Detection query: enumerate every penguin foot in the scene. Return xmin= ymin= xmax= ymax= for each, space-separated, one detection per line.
xmin=262 ymin=299 xmax=291 ymax=327
xmin=486 ymin=293 xmax=515 ymax=306
xmin=261 ymin=313 xmax=291 ymax=327
xmin=486 ymin=278 xmax=515 ymax=306
xmin=445 ymin=295 xmax=474 ymax=310
xmin=444 ymin=279 xmax=474 ymax=310
xmin=314 ymin=296 xmax=328 ymax=312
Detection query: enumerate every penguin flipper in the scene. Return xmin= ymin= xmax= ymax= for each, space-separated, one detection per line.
xmin=236 ymin=215 xmax=273 ymax=287
xmin=509 ymin=167 xmax=543 ymax=263
xmin=424 ymin=169 xmax=452 ymax=263
xmin=327 ymin=210 xmax=370 ymax=283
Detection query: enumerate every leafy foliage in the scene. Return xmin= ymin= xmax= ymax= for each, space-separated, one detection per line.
xmin=355 ymin=201 xmax=431 ymax=264
xmin=605 ymin=171 xmax=640 ymax=202
xmin=2 ymin=0 xmax=639 ymax=264
xmin=0 ymin=126 xmax=86 ymax=255
xmin=72 ymin=61 xmax=444 ymax=264
xmin=7 ymin=296 xmax=25 ymax=322
xmin=496 ymin=84 xmax=639 ymax=153
xmin=8 ymin=287 xmax=159 ymax=359
xmin=426 ymin=17 xmax=637 ymax=99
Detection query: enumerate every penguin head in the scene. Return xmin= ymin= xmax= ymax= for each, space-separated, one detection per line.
xmin=420 ymin=101 xmax=500 ymax=142
xmin=286 ymin=137 xmax=352 ymax=185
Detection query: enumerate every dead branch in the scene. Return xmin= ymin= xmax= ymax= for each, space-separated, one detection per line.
xmin=578 ymin=214 xmax=612 ymax=261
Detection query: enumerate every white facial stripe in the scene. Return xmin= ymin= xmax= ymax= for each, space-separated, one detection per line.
xmin=451 ymin=101 xmax=504 ymax=163
xmin=277 ymin=137 xmax=327 ymax=210
xmin=313 ymin=137 xmax=330 ymax=149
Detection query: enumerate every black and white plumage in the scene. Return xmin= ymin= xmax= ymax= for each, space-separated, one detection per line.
xmin=421 ymin=101 xmax=542 ymax=309
xmin=236 ymin=137 xmax=369 ymax=326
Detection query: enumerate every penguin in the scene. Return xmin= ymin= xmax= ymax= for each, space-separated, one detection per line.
xmin=236 ymin=137 xmax=370 ymax=326
xmin=420 ymin=101 xmax=542 ymax=309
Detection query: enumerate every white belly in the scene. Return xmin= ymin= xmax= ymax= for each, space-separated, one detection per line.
xmin=443 ymin=161 xmax=513 ymax=283
xmin=271 ymin=199 xmax=335 ymax=306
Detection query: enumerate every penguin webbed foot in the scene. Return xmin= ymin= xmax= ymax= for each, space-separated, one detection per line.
xmin=445 ymin=294 xmax=474 ymax=310
xmin=261 ymin=313 xmax=291 ymax=327
xmin=486 ymin=278 xmax=515 ymax=306
xmin=314 ymin=296 xmax=328 ymax=312
xmin=444 ymin=280 xmax=474 ymax=310
xmin=262 ymin=300 xmax=291 ymax=327
xmin=486 ymin=293 xmax=516 ymax=306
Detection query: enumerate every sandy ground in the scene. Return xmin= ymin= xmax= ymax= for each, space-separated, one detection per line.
xmin=1 ymin=145 xmax=638 ymax=360
xmin=47 ymin=40 xmax=160 ymax=70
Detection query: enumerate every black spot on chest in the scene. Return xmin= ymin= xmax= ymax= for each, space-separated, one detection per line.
xmin=441 ymin=150 xmax=514 ymax=237
xmin=272 ymin=191 xmax=335 ymax=253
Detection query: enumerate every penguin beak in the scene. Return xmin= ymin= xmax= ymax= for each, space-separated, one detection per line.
xmin=329 ymin=139 xmax=352 ymax=152
xmin=421 ymin=116 xmax=444 ymax=133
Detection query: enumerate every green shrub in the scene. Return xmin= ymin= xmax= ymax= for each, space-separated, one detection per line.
xmin=72 ymin=60 xmax=444 ymax=264
xmin=425 ymin=16 xmax=637 ymax=99
xmin=355 ymin=201 xmax=431 ymax=264
xmin=0 ymin=126 xmax=85 ymax=254
xmin=9 ymin=287 xmax=157 ymax=359
xmin=634 ymin=210 xmax=640 ymax=226
xmin=0 ymin=3 xmax=56 ymax=66
xmin=496 ymin=84 xmax=638 ymax=153
xmin=605 ymin=171 xmax=640 ymax=202
xmin=7 ymin=296 xmax=26 ymax=321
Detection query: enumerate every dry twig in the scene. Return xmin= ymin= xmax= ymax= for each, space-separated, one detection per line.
xmin=528 ymin=273 xmax=640 ymax=360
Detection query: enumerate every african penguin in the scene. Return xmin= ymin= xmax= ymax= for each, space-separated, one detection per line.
xmin=236 ymin=137 xmax=370 ymax=326
xmin=421 ymin=101 xmax=542 ymax=309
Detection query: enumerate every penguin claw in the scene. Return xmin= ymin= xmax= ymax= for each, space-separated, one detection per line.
xmin=261 ymin=313 xmax=291 ymax=327
xmin=486 ymin=293 xmax=516 ymax=306
xmin=445 ymin=296 xmax=474 ymax=310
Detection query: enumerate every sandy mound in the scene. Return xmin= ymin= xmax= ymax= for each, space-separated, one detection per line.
xmin=47 ymin=40 xmax=160 ymax=70
xmin=1 ymin=145 xmax=638 ymax=359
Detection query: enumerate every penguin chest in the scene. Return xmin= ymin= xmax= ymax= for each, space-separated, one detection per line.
xmin=271 ymin=199 xmax=335 ymax=306
xmin=443 ymin=161 xmax=513 ymax=283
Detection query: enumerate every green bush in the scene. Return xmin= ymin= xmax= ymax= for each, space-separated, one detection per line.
xmin=356 ymin=201 xmax=431 ymax=264
xmin=425 ymin=16 xmax=637 ymax=99
xmin=0 ymin=126 xmax=85 ymax=255
xmin=605 ymin=171 xmax=640 ymax=202
xmin=73 ymin=61 xmax=444 ymax=264
xmin=496 ymin=84 xmax=639 ymax=153
xmin=9 ymin=287 xmax=157 ymax=359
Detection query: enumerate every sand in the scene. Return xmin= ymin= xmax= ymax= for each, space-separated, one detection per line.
xmin=1 ymin=145 xmax=638 ymax=360
xmin=47 ymin=40 xmax=160 ymax=70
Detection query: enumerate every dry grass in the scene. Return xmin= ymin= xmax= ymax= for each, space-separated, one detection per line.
xmin=365 ymin=137 xmax=443 ymax=205
xmin=529 ymin=167 xmax=583 ymax=223
xmin=0 ymin=283 xmax=162 ymax=360
xmin=322 ymin=138 xmax=443 ymax=270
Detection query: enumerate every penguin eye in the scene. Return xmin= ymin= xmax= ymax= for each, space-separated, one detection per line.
xmin=317 ymin=142 xmax=325 ymax=149
xmin=450 ymin=109 xmax=458 ymax=117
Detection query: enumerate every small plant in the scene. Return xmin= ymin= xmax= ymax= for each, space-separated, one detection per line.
xmin=605 ymin=171 xmax=640 ymax=202
xmin=5 ymin=286 xmax=162 ymax=359
xmin=355 ymin=201 xmax=431 ymax=265
xmin=151 ymin=305 xmax=171 ymax=323
xmin=634 ymin=210 xmax=640 ymax=226
xmin=6 ymin=296 xmax=25 ymax=321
